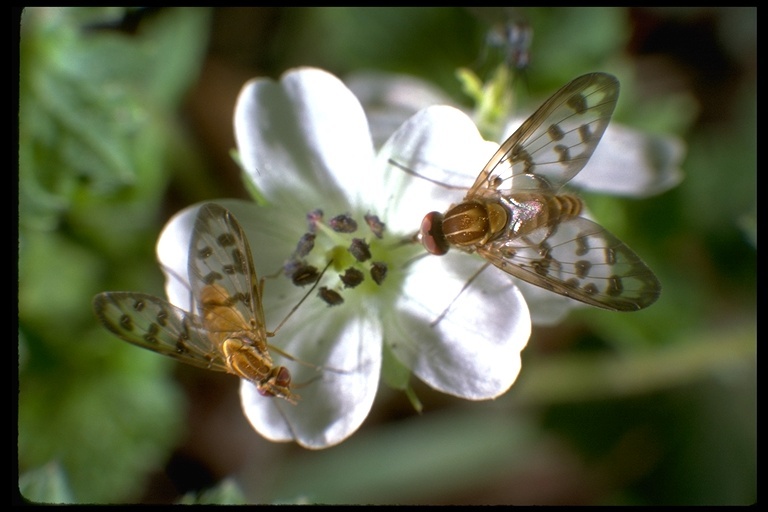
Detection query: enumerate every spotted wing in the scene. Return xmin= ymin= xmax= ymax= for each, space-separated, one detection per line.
xmin=477 ymin=216 xmax=661 ymax=311
xmin=93 ymin=292 xmax=229 ymax=370
xmin=468 ymin=73 xmax=619 ymax=196
xmin=187 ymin=203 xmax=267 ymax=340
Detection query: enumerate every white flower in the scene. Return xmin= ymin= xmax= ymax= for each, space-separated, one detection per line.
xmin=156 ymin=67 xmax=531 ymax=449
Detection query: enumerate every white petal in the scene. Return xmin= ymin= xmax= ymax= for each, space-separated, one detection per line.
xmin=234 ymin=67 xmax=375 ymax=211
xmin=389 ymin=252 xmax=531 ymax=399
xmin=570 ymin=124 xmax=686 ymax=197
xmin=514 ymin=279 xmax=583 ymax=326
xmin=240 ymin=308 xmax=381 ymax=449
xmin=155 ymin=202 xmax=201 ymax=311
xmin=344 ymin=71 xmax=454 ymax=149
xmin=372 ymin=105 xmax=499 ymax=235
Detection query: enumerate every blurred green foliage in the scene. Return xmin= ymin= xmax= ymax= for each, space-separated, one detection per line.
xmin=18 ymin=7 xmax=211 ymax=503
xmin=17 ymin=7 xmax=755 ymax=505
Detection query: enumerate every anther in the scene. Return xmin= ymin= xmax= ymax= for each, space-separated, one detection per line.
xmin=370 ymin=262 xmax=388 ymax=285
xmin=290 ymin=264 xmax=320 ymax=286
xmin=318 ymin=286 xmax=344 ymax=306
xmin=364 ymin=213 xmax=386 ymax=239
xmin=292 ymin=233 xmax=316 ymax=259
xmin=348 ymin=238 xmax=372 ymax=262
xmin=329 ymin=214 xmax=358 ymax=233
xmin=339 ymin=267 xmax=365 ymax=288
xmin=306 ymin=209 xmax=324 ymax=233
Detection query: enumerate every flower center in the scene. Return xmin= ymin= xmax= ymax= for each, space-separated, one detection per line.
xmin=280 ymin=209 xmax=420 ymax=306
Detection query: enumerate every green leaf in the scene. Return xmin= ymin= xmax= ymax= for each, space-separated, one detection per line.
xmin=381 ymin=343 xmax=423 ymax=413
xmin=19 ymin=7 xmax=211 ymax=229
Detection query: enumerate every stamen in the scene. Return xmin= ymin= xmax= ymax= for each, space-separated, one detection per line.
xmin=340 ymin=267 xmax=365 ymax=288
xmin=290 ymin=264 xmax=320 ymax=286
xmin=370 ymin=262 xmax=388 ymax=285
xmin=292 ymin=233 xmax=316 ymax=258
xmin=364 ymin=213 xmax=386 ymax=239
xmin=296 ymin=208 xmax=395 ymax=303
xmin=318 ymin=286 xmax=344 ymax=306
xmin=306 ymin=209 xmax=324 ymax=232
xmin=348 ymin=238 xmax=372 ymax=262
xmin=329 ymin=214 xmax=358 ymax=233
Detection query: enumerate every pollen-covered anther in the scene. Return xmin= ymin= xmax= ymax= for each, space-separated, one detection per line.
xmin=348 ymin=238 xmax=372 ymax=262
xmin=318 ymin=286 xmax=344 ymax=306
xmin=364 ymin=213 xmax=386 ymax=239
xmin=306 ymin=209 xmax=324 ymax=233
xmin=329 ymin=214 xmax=358 ymax=233
xmin=290 ymin=263 xmax=320 ymax=286
xmin=370 ymin=261 xmax=388 ymax=285
xmin=292 ymin=233 xmax=316 ymax=259
xmin=340 ymin=267 xmax=365 ymax=288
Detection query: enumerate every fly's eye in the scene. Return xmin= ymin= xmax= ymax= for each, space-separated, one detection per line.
xmin=420 ymin=212 xmax=449 ymax=255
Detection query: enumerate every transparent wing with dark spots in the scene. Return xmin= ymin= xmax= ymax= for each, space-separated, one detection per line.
xmin=469 ymin=73 xmax=619 ymax=196
xmin=187 ymin=203 xmax=267 ymax=338
xmin=92 ymin=292 xmax=228 ymax=370
xmin=478 ymin=216 xmax=661 ymax=311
